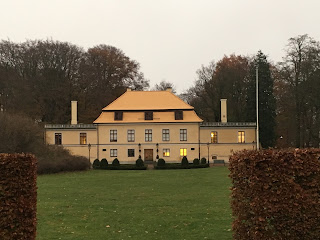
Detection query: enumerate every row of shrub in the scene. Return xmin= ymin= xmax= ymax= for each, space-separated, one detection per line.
xmin=155 ymin=157 xmax=209 ymax=169
xmin=92 ymin=157 xmax=147 ymax=170
xmin=0 ymin=153 xmax=37 ymax=240
xmin=229 ymin=149 xmax=320 ymax=240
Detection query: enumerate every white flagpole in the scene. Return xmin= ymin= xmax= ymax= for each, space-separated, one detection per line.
xmin=256 ymin=65 xmax=260 ymax=150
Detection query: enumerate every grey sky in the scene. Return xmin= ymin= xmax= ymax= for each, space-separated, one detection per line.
xmin=1 ymin=0 xmax=320 ymax=93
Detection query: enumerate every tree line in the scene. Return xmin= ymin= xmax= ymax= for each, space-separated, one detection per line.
xmin=181 ymin=34 xmax=320 ymax=149
xmin=0 ymin=35 xmax=319 ymax=149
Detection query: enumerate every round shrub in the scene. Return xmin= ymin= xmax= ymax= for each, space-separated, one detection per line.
xmin=201 ymin=157 xmax=207 ymax=164
xmin=157 ymin=158 xmax=166 ymax=167
xmin=181 ymin=156 xmax=189 ymax=166
xmin=100 ymin=158 xmax=108 ymax=169
xmin=193 ymin=158 xmax=200 ymax=165
xmin=92 ymin=159 xmax=100 ymax=169
xmin=136 ymin=158 xmax=144 ymax=167
xmin=112 ymin=158 xmax=120 ymax=166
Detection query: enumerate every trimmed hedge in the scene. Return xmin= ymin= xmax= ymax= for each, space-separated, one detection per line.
xmin=193 ymin=158 xmax=200 ymax=165
xmin=136 ymin=158 xmax=144 ymax=167
xmin=92 ymin=159 xmax=100 ymax=169
xmin=181 ymin=156 xmax=189 ymax=167
xmin=157 ymin=158 xmax=166 ymax=167
xmin=155 ymin=163 xmax=209 ymax=170
xmin=200 ymin=157 xmax=207 ymax=164
xmin=112 ymin=158 xmax=120 ymax=166
xmin=100 ymin=158 xmax=108 ymax=169
xmin=229 ymin=149 xmax=320 ymax=240
xmin=105 ymin=164 xmax=147 ymax=170
xmin=0 ymin=153 xmax=37 ymax=240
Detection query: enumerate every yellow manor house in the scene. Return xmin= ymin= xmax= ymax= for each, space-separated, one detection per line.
xmin=45 ymin=88 xmax=256 ymax=163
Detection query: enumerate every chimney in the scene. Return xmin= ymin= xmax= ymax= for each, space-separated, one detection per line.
xmin=166 ymin=87 xmax=172 ymax=92
xmin=71 ymin=101 xmax=77 ymax=125
xmin=127 ymin=88 xmax=132 ymax=92
xmin=220 ymin=99 xmax=227 ymax=123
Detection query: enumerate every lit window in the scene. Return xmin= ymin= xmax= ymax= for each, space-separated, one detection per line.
xmin=162 ymin=129 xmax=170 ymax=141
xmin=238 ymin=131 xmax=245 ymax=143
xmin=110 ymin=130 xmax=117 ymax=142
xmin=127 ymin=130 xmax=135 ymax=142
xmin=128 ymin=149 xmax=135 ymax=157
xmin=145 ymin=129 xmax=152 ymax=142
xmin=180 ymin=148 xmax=187 ymax=156
xmin=163 ymin=149 xmax=170 ymax=157
xmin=80 ymin=133 xmax=87 ymax=145
xmin=110 ymin=149 xmax=117 ymax=157
xmin=211 ymin=131 xmax=218 ymax=143
xmin=180 ymin=129 xmax=187 ymax=141
xmin=55 ymin=133 xmax=62 ymax=145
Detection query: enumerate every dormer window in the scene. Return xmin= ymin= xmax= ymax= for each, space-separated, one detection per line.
xmin=114 ymin=111 xmax=123 ymax=121
xmin=145 ymin=111 xmax=153 ymax=120
xmin=175 ymin=110 xmax=183 ymax=120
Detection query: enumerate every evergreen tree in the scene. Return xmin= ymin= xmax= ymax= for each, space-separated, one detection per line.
xmin=246 ymin=51 xmax=276 ymax=148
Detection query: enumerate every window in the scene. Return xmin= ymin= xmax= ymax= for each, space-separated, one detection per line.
xmin=238 ymin=131 xmax=245 ymax=143
xmin=80 ymin=133 xmax=87 ymax=145
xmin=128 ymin=149 xmax=135 ymax=157
xmin=114 ymin=111 xmax=123 ymax=120
xmin=110 ymin=149 xmax=117 ymax=157
xmin=211 ymin=131 xmax=218 ymax=143
xmin=55 ymin=133 xmax=62 ymax=145
xmin=145 ymin=129 xmax=152 ymax=142
xmin=180 ymin=129 xmax=187 ymax=141
xmin=145 ymin=111 xmax=153 ymax=120
xmin=110 ymin=130 xmax=117 ymax=142
xmin=127 ymin=130 xmax=135 ymax=142
xmin=180 ymin=148 xmax=187 ymax=156
xmin=163 ymin=149 xmax=170 ymax=157
xmin=175 ymin=110 xmax=183 ymax=120
xmin=162 ymin=129 xmax=170 ymax=141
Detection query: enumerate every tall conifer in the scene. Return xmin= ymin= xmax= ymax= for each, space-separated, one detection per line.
xmin=246 ymin=51 xmax=276 ymax=148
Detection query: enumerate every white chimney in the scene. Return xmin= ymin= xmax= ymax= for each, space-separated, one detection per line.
xmin=127 ymin=88 xmax=132 ymax=92
xmin=220 ymin=99 xmax=227 ymax=123
xmin=166 ymin=87 xmax=172 ymax=92
xmin=71 ymin=101 xmax=77 ymax=125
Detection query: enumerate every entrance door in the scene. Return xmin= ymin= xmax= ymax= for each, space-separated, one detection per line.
xmin=144 ymin=149 xmax=153 ymax=162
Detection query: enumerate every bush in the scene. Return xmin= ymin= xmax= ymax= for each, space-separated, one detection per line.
xmin=112 ymin=158 xmax=120 ymax=166
xmin=200 ymin=157 xmax=207 ymax=164
xmin=100 ymin=158 xmax=108 ymax=169
xmin=193 ymin=158 xmax=200 ymax=165
xmin=92 ymin=159 xmax=100 ymax=169
xmin=181 ymin=156 xmax=189 ymax=167
xmin=229 ymin=149 xmax=320 ymax=240
xmin=0 ymin=112 xmax=90 ymax=174
xmin=0 ymin=153 xmax=37 ymax=240
xmin=136 ymin=158 xmax=144 ymax=167
xmin=157 ymin=158 xmax=166 ymax=166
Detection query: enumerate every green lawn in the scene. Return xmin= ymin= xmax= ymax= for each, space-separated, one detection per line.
xmin=37 ymin=167 xmax=232 ymax=240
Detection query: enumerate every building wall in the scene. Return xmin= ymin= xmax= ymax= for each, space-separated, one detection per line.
xmin=45 ymin=129 xmax=98 ymax=162
xmin=45 ymin=125 xmax=256 ymax=163
xmin=199 ymin=127 xmax=256 ymax=162
xmin=96 ymin=122 xmax=200 ymax=163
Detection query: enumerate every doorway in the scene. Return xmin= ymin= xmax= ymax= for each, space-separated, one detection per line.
xmin=144 ymin=149 xmax=153 ymax=162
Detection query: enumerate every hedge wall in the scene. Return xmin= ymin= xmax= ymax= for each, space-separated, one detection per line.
xmin=229 ymin=149 xmax=320 ymax=240
xmin=0 ymin=153 xmax=37 ymax=240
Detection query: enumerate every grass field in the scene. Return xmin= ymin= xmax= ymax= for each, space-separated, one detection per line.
xmin=37 ymin=167 xmax=232 ymax=240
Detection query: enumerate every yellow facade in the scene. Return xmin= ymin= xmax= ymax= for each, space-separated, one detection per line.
xmin=44 ymin=90 xmax=257 ymax=163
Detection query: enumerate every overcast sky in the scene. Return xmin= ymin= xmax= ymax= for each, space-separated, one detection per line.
xmin=1 ymin=0 xmax=320 ymax=93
